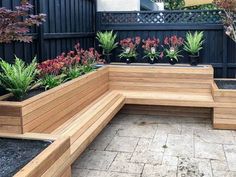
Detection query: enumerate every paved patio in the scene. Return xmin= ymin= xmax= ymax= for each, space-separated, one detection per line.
xmin=72 ymin=113 xmax=236 ymax=177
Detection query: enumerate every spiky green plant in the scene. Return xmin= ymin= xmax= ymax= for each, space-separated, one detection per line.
xmin=64 ymin=66 xmax=83 ymax=81
xmin=96 ymin=31 xmax=118 ymax=55
xmin=0 ymin=56 xmax=38 ymax=100
xmin=184 ymin=31 xmax=204 ymax=56
xmin=41 ymin=75 xmax=63 ymax=90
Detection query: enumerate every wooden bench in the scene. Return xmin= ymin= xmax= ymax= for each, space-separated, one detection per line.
xmin=52 ymin=90 xmax=125 ymax=165
xmin=3 ymin=64 xmax=235 ymax=176
xmin=109 ymin=64 xmax=215 ymax=108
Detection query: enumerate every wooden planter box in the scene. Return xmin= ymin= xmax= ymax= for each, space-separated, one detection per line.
xmin=0 ymin=133 xmax=70 ymax=177
xmin=0 ymin=67 xmax=109 ymax=134
xmin=212 ymin=79 xmax=236 ymax=129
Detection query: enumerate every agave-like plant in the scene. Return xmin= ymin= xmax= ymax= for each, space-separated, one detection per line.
xmin=96 ymin=31 xmax=118 ymax=55
xmin=0 ymin=56 xmax=38 ymax=100
xmin=183 ymin=31 xmax=204 ymax=56
xmin=96 ymin=31 xmax=118 ymax=63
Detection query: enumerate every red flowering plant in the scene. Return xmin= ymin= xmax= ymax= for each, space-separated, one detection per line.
xmin=75 ymin=43 xmax=103 ymax=73
xmin=163 ymin=35 xmax=184 ymax=63
xmin=214 ymin=0 xmax=236 ymax=42
xmin=142 ymin=38 xmax=162 ymax=63
xmin=119 ymin=37 xmax=141 ymax=63
xmin=37 ymin=43 xmax=103 ymax=88
xmin=0 ymin=0 xmax=46 ymax=43
xmin=37 ymin=50 xmax=81 ymax=77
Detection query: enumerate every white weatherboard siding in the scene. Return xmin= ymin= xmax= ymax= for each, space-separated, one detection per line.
xmin=97 ymin=0 xmax=140 ymax=11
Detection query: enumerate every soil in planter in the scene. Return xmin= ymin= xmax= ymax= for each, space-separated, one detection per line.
xmin=215 ymin=80 xmax=236 ymax=90
xmin=4 ymin=88 xmax=45 ymax=102
xmin=0 ymin=138 xmax=52 ymax=177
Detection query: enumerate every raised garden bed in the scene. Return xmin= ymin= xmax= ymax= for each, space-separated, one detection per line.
xmin=0 ymin=66 xmax=108 ymax=134
xmin=213 ymin=79 xmax=236 ymax=129
xmin=0 ymin=133 xmax=70 ymax=177
xmin=0 ymin=138 xmax=51 ymax=177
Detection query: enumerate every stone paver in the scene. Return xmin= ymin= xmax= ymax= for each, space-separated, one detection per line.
xmin=117 ymin=124 xmax=157 ymax=138
xmin=73 ymin=150 xmax=117 ymax=170
xmin=106 ymin=136 xmax=139 ymax=152
xmin=195 ymin=138 xmax=225 ymax=160
xmin=142 ymin=164 xmax=177 ymax=177
xmin=224 ymin=145 xmax=236 ymax=171
xmin=165 ymin=134 xmax=194 ymax=157
xmin=72 ymin=113 xmax=236 ymax=177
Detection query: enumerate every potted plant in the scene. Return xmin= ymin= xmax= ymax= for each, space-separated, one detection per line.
xmin=142 ymin=37 xmax=161 ymax=64
xmin=164 ymin=35 xmax=184 ymax=65
xmin=119 ymin=37 xmax=141 ymax=64
xmin=183 ymin=31 xmax=204 ymax=66
xmin=96 ymin=31 xmax=118 ymax=64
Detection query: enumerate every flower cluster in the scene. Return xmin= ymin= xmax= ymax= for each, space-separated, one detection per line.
xmin=164 ymin=36 xmax=184 ymax=50
xmin=119 ymin=37 xmax=141 ymax=59
xmin=0 ymin=1 xmax=46 ymax=43
xmin=142 ymin=38 xmax=162 ymax=61
xmin=38 ymin=43 xmax=102 ymax=76
xmin=142 ymin=38 xmax=160 ymax=51
xmin=164 ymin=35 xmax=184 ymax=61
xmin=75 ymin=43 xmax=103 ymax=65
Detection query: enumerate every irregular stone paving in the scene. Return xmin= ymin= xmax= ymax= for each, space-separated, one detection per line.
xmin=72 ymin=113 xmax=236 ymax=177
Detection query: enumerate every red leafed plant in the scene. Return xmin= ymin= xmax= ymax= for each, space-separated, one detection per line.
xmin=75 ymin=43 xmax=103 ymax=65
xmin=214 ymin=0 xmax=236 ymax=42
xmin=0 ymin=0 xmax=46 ymax=43
xmin=164 ymin=35 xmax=184 ymax=61
xmin=38 ymin=43 xmax=103 ymax=76
xmin=119 ymin=37 xmax=141 ymax=59
xmin=142 ymin=38 xmax=161 ymax=61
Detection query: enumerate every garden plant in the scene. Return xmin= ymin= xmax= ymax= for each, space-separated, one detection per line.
xmin=142 ymin=37 xmax=162 ymax=64
xmin=96 ymin=31 xmax=118 ymax=64
xmin=214 ymin=0 xmax=236 ymax=42
xmin=119 ymin=37 xmax=141 ymax=64
xmin=163 ymin=35 xmax=184 ymax=65
xmin=183 ymin=31 xmax=204 ymax=66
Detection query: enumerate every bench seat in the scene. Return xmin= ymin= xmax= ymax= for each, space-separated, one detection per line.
xmin=52 ymin=90 xmax=125 ymax=164
xmin=117 ymin=90 xmax=215 ymax=108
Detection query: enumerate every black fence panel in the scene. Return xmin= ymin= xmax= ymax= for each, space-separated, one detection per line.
xmin=96 ymin=10 xmax=236 ymax=78
xmin=0 ymin=0 xmax=96 ymax=63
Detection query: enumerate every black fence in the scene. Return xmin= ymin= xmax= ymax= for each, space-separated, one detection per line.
xmin=96 ymin=10 xmax=236 ymax=78
xmin=0 ymin=0 xmax=96 ymax=63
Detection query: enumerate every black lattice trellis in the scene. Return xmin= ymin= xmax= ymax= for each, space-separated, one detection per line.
xmin=98 ymin=10 xmax=223 ymax=25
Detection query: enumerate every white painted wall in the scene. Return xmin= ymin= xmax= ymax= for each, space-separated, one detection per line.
xmin=97 ymin=0 xmax=140 ymax=11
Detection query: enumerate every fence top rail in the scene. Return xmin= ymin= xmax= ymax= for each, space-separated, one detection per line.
xmin=97 ymin=9 xmax=222 ymax=14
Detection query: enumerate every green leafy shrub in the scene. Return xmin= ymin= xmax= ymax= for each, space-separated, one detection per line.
xmin=184 ymin=31 xmax=204 ymax=56
xmin=0 ymin=56 xmax=38 ymax=100
xmin=41 ymin=75 xmax=63 ymax=90
xmin=96 ymin=31 xmax=118 ymax=55
xmin=64 ymin=66 xmax=83 ymax=81
xmin=164 ymin=0 xmax=185 ymax=10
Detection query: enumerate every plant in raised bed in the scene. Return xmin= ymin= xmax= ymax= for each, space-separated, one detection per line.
xmin=41 ymin=74 xmax=63 ymax=90
xmin=163 ymin=35 xmax=184 ymax=65
xmin=142 ymin=37 xmax=162 ymax=64
xmin=119 ymin=37 xmax=141 ymax=64
xmin=183 ymin=31 xmax=204 ymax=66
xmin=0 ymin=0 xmax=46 ymax=43
xmin=214 ymin=0 xmax=236 ymax=42
xmin=0 ymin=56 xmax=38 ymax=101
xmin=96 ymin=31 xmax=118 ymax=64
